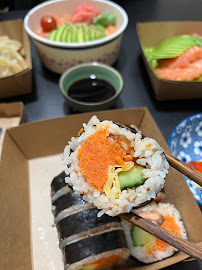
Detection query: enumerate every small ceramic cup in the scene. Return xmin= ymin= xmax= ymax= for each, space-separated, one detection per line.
xmin=59 ymin=62 xmax=123 ymax=112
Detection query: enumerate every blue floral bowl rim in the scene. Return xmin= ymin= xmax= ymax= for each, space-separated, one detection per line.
xmin=168 ymin=112 xmax=202 ymax=148
xmin=168 ymin=112 xmax=202 ymax=206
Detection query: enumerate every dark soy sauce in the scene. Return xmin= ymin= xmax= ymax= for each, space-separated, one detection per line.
xmin=68 ymin=77 xmax=116 ymax=103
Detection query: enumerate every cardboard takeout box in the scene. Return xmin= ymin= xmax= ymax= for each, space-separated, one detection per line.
xmin=137 ymin=21 xmax=202 ymax=101
xmin=0 ymin=19 xmax=32 ymax=98
xmin=0 ymin=102 xmax=25 ymax=157
xmin=0 ymin=107 xmax=201 ymax=270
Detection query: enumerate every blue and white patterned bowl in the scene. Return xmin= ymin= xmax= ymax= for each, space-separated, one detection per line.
xmin=168 ymin=113 xmax=202 ymax=206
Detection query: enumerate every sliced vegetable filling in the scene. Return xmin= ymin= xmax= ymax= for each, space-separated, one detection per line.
xmin=77 ymin=127 xmax=148 ymax=198
xmin=131 ymin=213 xmax=182 ymax=253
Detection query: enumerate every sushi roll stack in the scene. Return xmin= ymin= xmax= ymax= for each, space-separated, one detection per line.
xmin=121 ymin=202 xmax=187 ymax=263
xmin=63 ymin=116 xmax=169 ymax=217
xmin=51 ymin=172 xmax=130 ymax=270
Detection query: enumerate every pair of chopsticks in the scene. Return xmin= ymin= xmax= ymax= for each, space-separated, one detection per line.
xmin=119 ymin=131 xmax=202 ymax=261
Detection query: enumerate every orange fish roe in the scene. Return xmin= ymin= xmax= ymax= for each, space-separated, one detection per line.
xmin=77 ymin=128 xmax=132 ymax=190
xmin=106 ymin=25 xmax=117 ymax=36
xmin=35 ymin=30 xmax=49 ymax=39
xmin=149 ymin=215 xmax=181 ymax=253
xmin=78 ymin=127 xmax=84 ymax=136
xmin=83 ymin=251 xmax=125 ymax=270
xmin=57 ymin=14 xmax=72 ymax=26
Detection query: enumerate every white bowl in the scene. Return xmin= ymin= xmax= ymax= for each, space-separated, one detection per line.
xmin=24 ymin=0 xmax=128 ymax=74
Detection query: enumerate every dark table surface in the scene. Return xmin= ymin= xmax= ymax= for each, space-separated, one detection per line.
xmin=0 ymin=0 xmax=202 ymax=269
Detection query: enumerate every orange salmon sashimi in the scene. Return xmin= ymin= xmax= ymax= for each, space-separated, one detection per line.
xmin=158 ymin=46 xmax=202 ymax=69
xmin=155 ymin=58 xmax=202 ymax=81
xmin=155 ymin=46 xmax=202 ymax=81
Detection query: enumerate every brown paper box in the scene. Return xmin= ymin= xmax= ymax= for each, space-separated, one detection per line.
xmin=0 ymin=107 xmax=201 ymax=270
xmin=137 ymin=21 xmax=202 ymax=101
xmin=0 ymin=102 xmax=25 ymax=157
xmin=0 ymin=19 xmax=32 ymax=98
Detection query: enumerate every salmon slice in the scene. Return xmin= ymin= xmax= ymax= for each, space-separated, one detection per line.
xmin=157 ymin=46 xmax=202 ymax=69
xmin=155 ymin=58 xmax=202 ymax=81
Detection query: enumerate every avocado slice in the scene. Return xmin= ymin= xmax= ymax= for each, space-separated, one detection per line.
xmin=54 ymin=25 xmax=66 ymax=42
xmin=51 ymin=23 xmax=106 ymax=43
xmin=118 ymin=166 xmax=147 ymax=190
xmin=95 ymin=25 xmax=105 ymax=40
xmin=82 ymin=24 xmax=88 ymax=42
xmin=131 ymin=225 xmax=150 ymax=247
xmin=71 ymin=26 xmax=78 ymax=42
xmin=61 ymin=26 xmax=68 ymax=42
xmin=66 ymin=24 xmax=73 ymax=43
xmin=48 ymin=29 xmax=57 ymax=41
xmin=77 ymin=24 xmax=84 ymax=43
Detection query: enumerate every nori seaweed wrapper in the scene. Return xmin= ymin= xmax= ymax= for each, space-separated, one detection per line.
xmin=51 ymin=171 xmax=67 ymax=196
xmin=64 ymin=229 xmax=127 ymax=265
xmin=53 ymin=191 xmax=86 ymax=217
xmin=57 ymin=208 xmax=120 ymax=240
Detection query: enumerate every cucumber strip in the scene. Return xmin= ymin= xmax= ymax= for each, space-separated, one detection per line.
xmin=118 ymin=166 xmax=147 ymax=190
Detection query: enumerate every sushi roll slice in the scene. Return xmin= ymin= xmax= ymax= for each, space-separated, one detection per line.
xmin=63 ymin=229 xmax=129 ymax=270
xmin=57 ymin=207 xmax=120 ymax=247
xmin=51 ymin=172 xmax=130 ymax=270
xmin=51 ymin=171 xmax=67 ymax=195
xmin=121 ymin=202 xmax=187 ymax=263
xmin=51 ymin=171 xmax=71 ymax=201
xmin=63 ymin=116 xmax=169 ymax=217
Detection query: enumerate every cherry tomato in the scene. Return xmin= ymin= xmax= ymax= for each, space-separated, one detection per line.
xmin=40 ymin=16 xmax=57 ymax=32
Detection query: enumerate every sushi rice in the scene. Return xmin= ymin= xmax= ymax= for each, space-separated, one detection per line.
xmin=63 ymin=116 xmax=169 ymax=217
xmin=121 ymin=202 xmax=187 ymax=263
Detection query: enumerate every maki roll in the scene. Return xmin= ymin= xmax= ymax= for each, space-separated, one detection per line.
xmin=63 ymin=116 xmax=169 ymax=217
xmin=121 ymin=202 xmax=187 ymax=263
xmin=51 ymin=172 xmax=130 ymax=270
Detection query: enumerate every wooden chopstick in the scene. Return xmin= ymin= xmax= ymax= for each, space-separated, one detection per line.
xmin=120 ymin=212 xmax=202 ymax=262
xmin=164 ymin=150 xmax=202 ymax=187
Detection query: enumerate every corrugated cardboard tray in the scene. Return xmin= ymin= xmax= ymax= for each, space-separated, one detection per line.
xmin=0 ymin=19 xmax=32 ymax=98
xmin=137 ymin=21 xmax=202 ymax=101
xmin=0 ymin=107 xmax=201 ymax=270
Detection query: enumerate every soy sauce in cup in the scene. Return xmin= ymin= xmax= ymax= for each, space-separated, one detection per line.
xmin=68 ymin=75 xmax=116 ymax=103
